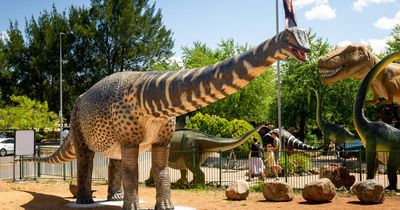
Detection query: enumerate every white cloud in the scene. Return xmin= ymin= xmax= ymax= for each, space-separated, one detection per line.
xmin=337 ymin=40 xmax=353 ymax=47
xmin=360 ymin=37 xmax=390 ymax=54
xmin=304 ymin=4 xmax=336 ymax=20
xmin=374 ymin=11 xmax=400 ymax=30
xmin=0 ymin=31 xmax=9 ymax=42
xmin=294 ymin=0 xmax=328 ymax=9
xmin=168 ymin=56 xmax=184 ymax=67
xmin=353 ymin=0 xmax=396 ymax=12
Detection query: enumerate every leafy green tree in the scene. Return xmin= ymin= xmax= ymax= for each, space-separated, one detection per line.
xmin=185 ymin=112 xmax=260 ymax=152
xmin=0 ymin=95 xmax=58 ymax=130
xmin=386 ymin=24 xmax=400 ymax=54
xmin=0 ymin=0 xmax=174 ymax=121
xmin=182 ymin=39 xmax=276 ymax=124
xmin=269 ymin=31 xmax=360 ymax=140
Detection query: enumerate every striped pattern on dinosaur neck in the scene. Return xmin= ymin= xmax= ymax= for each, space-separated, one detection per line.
xmin=132 ymin=33 xmax=286 ymax=117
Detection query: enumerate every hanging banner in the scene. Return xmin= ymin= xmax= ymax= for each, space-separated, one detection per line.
xmin=283 ymin=0 xmax=297 ymax=28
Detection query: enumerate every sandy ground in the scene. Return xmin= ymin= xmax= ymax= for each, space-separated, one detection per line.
xmin=1 ymin=179 xmax=400 ymax=210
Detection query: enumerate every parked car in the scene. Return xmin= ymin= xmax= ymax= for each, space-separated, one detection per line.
xmin=336 ymin=139 xmax=365 ymax=161
xmin=0 ymin=138 xmax=15 ymax=157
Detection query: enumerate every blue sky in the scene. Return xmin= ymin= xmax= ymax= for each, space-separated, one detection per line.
xmin=1 ymin=0 xmax=400 ymax=59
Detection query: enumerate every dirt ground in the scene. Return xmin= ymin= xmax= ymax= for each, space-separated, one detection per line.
xmin=1 ymin=179 xmax=400 ymax=210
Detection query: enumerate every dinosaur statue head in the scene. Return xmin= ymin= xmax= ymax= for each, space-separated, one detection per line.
xmin=318 ymin=44 xmax=377 ymax=84
xmin=279 ymin=27 xmax=310 ymax=62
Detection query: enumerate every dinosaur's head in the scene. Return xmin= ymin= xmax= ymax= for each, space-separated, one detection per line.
xmin=318 ymin=44 xmax=376 ymax=84
xmin=279 ymin=27 xmax=310 ymax=62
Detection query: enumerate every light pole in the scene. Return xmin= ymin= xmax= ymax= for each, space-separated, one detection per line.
xmin=59 ymin=32 xmax=68 ymax=145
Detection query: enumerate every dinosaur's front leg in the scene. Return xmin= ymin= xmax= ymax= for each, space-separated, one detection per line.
xmin=121 ymin=144 xmax=140 ymax=210
xmin=152 ymin=143 xmax=174 ymax=210
xmin=366 ymin=151 xmax=378 ymax=179
xmin=107 ymin=158 xmax=123 ymax=201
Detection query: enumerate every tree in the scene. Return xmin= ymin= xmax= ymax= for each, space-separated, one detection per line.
xmin=0 ymin=95 xmax=58 ymax=130
xmin=269 ymin=31 xmax=360 ymax=140
xmin=386 ymin=24 xmax=400 ymax=54
xmin=182 ymin=39 xmax=277 ymax=124
xmin=0 ymin=0 xmax=174 ymax=121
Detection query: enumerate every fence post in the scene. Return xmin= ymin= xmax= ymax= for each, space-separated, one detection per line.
xmin=219 ymin=150 xmax=222 ymax=186
xmin=359 ymin=148 xmax=362 ymax=182
xmin=37 ymin=146 xmax=41 ymax=178
xmin=63 ymin=163 xmax=66 ymax=181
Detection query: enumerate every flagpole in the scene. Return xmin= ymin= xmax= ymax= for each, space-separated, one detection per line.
xmin=276 ymin=0 xmax=286 ymax=182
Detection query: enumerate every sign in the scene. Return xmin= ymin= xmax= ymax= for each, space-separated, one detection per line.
xmin=15 ymin=130 xmax=35 ymax=156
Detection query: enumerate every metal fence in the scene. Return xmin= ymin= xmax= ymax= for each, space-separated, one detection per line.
xmin=1 ymin=146 xmax=399 ymax=189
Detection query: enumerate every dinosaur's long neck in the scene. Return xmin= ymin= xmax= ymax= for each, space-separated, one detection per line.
xmin=354 ymin=53 xmax=400 ymax=145
xmin=312 ymin=88 xmax=325 ymax=130
xmin=199 ymin=126 xmax=261 ymax=152
xmin=137 ymin=33 xmax=286 ymax=116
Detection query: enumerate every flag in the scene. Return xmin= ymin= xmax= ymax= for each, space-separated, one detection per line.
xmin=283 ymin=0 xmax=297 ymax=28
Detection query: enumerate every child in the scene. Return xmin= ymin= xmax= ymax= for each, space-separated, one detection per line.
xmin=265 ymin=144 xmax=282 ymax=180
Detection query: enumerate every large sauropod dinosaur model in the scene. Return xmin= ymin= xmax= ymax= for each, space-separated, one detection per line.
xmin=146 ymin=126 xmax=323 ymax=186
xmin=354 ymin=52 xmax=400 ymax=190
xmin=318 ymin=44 xmax=400 ymax=104
xmin=28 ymin=27 xmax=310 ymax=210
xmin=309 ymin=87 xmax=357 ymax=145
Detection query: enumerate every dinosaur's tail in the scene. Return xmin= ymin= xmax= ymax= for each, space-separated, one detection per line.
xmin=24 ymin=131 xmax=76 ymax=163
xmin=280 ymin=129 xmax=324 ymax=150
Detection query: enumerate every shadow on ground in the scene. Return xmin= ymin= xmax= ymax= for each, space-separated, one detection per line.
xmin=19 ymin=190 xmax=120 ymax=210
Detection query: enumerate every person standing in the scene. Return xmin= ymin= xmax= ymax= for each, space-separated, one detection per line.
xmin=270 ymin=129 xmax=281 ymax=179
xmin=247 ymin=138 xmax=266 ymax=182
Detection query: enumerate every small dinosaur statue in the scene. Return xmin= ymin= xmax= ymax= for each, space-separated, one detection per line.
xmin=265 ymin=128 xmax=325 ymax=150
xmin=354 ymin=52 xmax=400 ymax=190
xmin=27 ymin=27 xmax=310 ymax=210
xmin=318 ymin=44 xmax=400 ymax=104
xmin=146 ymin=126 xmax=261 ymax=186
xmin=309 ymin=87 xmax=358 ymax=146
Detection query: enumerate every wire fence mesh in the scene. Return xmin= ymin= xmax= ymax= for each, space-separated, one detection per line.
xmin=0 ymin=145 xmax=399 ymax=190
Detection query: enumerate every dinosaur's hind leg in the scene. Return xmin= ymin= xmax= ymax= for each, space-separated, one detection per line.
xmin=386 ymin=152 xmax=399 ymax=190
xmin=121 ymin=144 xmax=139 ymax=210
xmin=152 ymin=143 xmax=173 ymax=210
xmin=107 ymin=158 xmax=123 ymax=201
xmin=75 ymin=143 xmax=95 ymax=204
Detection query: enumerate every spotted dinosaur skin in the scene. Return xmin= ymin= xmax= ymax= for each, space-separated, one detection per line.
xmin=318 ymin=44 xmax=400 ymax=104
xmin=29 ymin=27 xmax=310 ymax=210
xmin=267 ymin=128 xmax=326 ymax=150
xmin=354 ymin=52 xmax=400 ymax=190
xmin=310 ymin=87 xmax=357 ymax=146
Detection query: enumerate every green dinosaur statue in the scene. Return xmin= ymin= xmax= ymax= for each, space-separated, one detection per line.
xmin=25 ymin=27 xmax=310 ymax=210
xmin=309 ymin=87 xmax=357 ymax=146
xmin=146 ymin=126 xmax=261 ymax=186
xmin=354 ymin=52 xmax=400 ymax=190
xmin=318 ymin=44 xmax=400 ymax=104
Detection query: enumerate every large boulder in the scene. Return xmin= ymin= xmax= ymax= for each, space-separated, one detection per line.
xmin=263 ymin=181 xmax=293 ymax=201
xmin=351 ymin=179 xmax=384 ymax=204
xmin=302 ymin=178 xmax=336 ymax=203
xmin=320 ymin=164 xmax=355 ymax=189
xmin=225 ymin=180 xmax=249 ymax=200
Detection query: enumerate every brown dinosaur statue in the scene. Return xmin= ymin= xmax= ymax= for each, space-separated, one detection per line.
xmin=27 ymin=27 xmax=310 ymax=210
xmin=318 ymin=44 xmax=400 ymax=104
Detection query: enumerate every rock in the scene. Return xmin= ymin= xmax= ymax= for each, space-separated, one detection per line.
xmin=351 ymin=179 xmax=384 ymax=204
xmin=342 ymin=158 xmax=360 ymax=170
xmin=320 ymin=164 xmax=355 ymax=189
xmin=69 ymin=178 xmax=96 ymax=198
xmin=302 ymin=178 xmax=336 ymax=203
xmin=225 ymin=180 xmax=249 ymax=200
xmin=263 ymin=181 xmax=293 ymax=201
xmin=69 ymin=179 xmax=77 ymax=198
